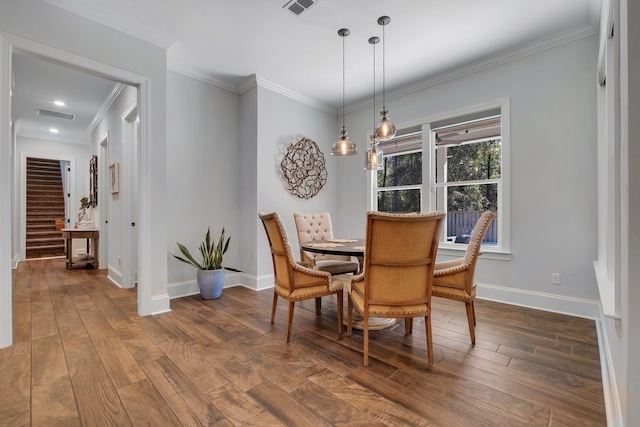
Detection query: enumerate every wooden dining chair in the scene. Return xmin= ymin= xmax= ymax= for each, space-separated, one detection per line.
xmin=293 ymin=212 xmax=360 ymax=275
xmin=432 ymin=211 xmax=495 ymax=345
xmin=347 ymin=211 xmax=445 ymax=366
xmin=259 ymin=212 xmax=345 ymax=342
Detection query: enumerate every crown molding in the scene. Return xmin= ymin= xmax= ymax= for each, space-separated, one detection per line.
xmin=87 ymin=82 xmax=126 ymax=134
xmin=169 ymin=68 xmax=337 ymax=115
xmin=237 ymin=75 xmax=258 ymax=94
xmin=16 ymin=129 xmax=89 ymax=146
xmin=253 ymin=76 xmax=335 ymax=115
xmin=42 ymin=0 xmax=176 ymax=49
xmin=167 ymin=63 xmax=239 ymax=94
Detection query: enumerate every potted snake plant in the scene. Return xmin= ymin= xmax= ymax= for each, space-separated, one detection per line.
xmin=172 ymin=227 xmax=230 ymax=299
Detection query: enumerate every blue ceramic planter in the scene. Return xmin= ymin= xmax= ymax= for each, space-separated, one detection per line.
xmin=196 ymin=269 xmax=224 ymax=299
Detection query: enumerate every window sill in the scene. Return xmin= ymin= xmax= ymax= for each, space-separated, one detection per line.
xmin=437 ymin=243 xmax=512 ymax=261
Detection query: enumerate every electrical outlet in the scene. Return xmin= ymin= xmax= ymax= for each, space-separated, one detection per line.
xmin=551 ymin=273 xmax=561 ymax=285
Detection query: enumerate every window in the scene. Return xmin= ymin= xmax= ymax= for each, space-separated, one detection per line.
xmin=373 ymin=101 xmax=510 ymax=254
xmin=376 ymin=130 xmax=422 ymax=213
xmin=432 ymin=113 xmax=501 ymax=247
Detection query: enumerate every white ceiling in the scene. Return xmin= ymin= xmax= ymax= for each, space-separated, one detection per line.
xmin=13 ymin=0 xmax=601 ymax=144
xmin=12 ymin=53 xmax=120 ymax=144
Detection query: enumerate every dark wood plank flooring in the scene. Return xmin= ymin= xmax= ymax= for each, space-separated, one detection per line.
xmin=0 ymin=258 xmax=606 ymax=426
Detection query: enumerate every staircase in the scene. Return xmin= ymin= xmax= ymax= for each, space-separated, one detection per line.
xmin=26 ymin=158 xmax=66 ymax=259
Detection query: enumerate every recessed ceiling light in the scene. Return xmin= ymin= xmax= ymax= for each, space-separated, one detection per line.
xmin=49 ymin=128 xmax=60 ymax=134
xmin=53 ymin=100 xmax=66 ymax=106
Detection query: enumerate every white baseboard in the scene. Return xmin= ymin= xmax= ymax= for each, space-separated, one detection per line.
xmin=595 ymin=307 xmax=624 ymax=426
xmin=167 ymin=271 xmax=273 ymax=299
xmin=107 ymin=265 xmax=123 ymax=287
xmin=149 ymin=293 xmax=171 ymax=315
xmin=477 ymin=282 xmax=600 ymax=319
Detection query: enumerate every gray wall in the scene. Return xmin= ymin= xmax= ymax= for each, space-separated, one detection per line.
xmin=255 ymin=85 xmax=339 ymax=281
xmin=166 ymin=71 xmax=242 ymax=285
xmin=165 ymin=75 xmax=342 ymax=290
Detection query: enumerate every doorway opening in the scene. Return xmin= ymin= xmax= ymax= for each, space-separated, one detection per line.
xmin=10 ymin=47 xmax=145 ymax=311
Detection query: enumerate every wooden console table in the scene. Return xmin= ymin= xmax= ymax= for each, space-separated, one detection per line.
xmin=61 ymin=228 xmax=99 ymax=269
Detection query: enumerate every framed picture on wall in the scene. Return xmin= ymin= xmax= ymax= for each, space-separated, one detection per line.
xmin=109 ymin=162 xmax=119 ymax=194
xmin=89 ymin=155 xmax=98 ymax=206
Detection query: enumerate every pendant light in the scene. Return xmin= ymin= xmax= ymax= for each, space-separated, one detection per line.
xmin=331 ymin=28 xmax=358 ymax=156
xmin=375 ymin=16 xmax=396 ymax=141
xmin=366 ymin=36 xmax=383 ymax=170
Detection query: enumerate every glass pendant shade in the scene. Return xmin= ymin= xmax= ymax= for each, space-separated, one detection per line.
xmin=376 ymin=108 xmax=396 ymax=141
xmin=332 ymin=126 xmax=358 ymax=156
xmin=365 ymin=137 xmax=383 ymax=170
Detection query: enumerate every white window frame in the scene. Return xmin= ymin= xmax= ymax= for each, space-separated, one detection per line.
xmin=370 ymin=99 xmax=510 ymax=259
xmin=424 ymin=99 xmax=511 ymax=259
xmin=375 ymin=147 xmax=423 ymax=213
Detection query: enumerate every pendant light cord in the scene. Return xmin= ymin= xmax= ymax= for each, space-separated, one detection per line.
xmin=342 ymin=33 xmax=346 ymax=130
xmin=372 ymin=40 xmax=376 ymax=135
xmin=382 ymin=23 xmax=386 ymax=111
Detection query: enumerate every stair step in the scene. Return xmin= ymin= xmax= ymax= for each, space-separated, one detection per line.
xmin=27 ymin=206 xmax=64 ymax=210
xmin=26 ymin=247 xmax=65 ymax=259
xmin=27 ymin=193 xmax=65 ymax=199
xmin=27 ymin=224 xmax=63 ymax=231
xmin=26 ymin=205 xmax=65 ymax=210
xmin=27 ymin=201 xmax=65 ymax=205
xmin=27 ymin=214 xmax=64 ymax=219
xmin=27 ymin=217 xmax=57 ymax=222
xmin=28 ymin=185 xmax=64 ymax=190
xmin=26 ymin=236 xmax=64 ymax=244
xmin=27 ymin=170 xmax=62 ymax=176
xmin=27 ymin=179 xmax=62 ymax=189
xmin=27 ymin=230 xmax=63 ymax=237
xmin=27 ymin=169 xmax=61 ymax=174
xmin=27 ymin=163 xmax=61 ymax=169
xmin=27 ymin=205 xmax=65 ymax=211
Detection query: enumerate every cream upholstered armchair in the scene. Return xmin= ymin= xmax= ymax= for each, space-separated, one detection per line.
xmin=293 ymin=212 xmax=359 ymax=275
xmin=347 ymin=211 xmax=445 ymax=366
xmin=259 ymin=212 xmax=344 ymax=342
xmin=432 ymin=211 xmax=495 ymax=345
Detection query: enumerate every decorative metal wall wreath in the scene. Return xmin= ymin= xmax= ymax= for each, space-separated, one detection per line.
xmin=280 ymin=137 xmax=328 ymax=199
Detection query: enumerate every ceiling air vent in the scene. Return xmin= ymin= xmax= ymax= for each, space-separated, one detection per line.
xmin=36 ymin=109 xmax=75 ymax=121
xmin=283 ymin=0 xmax=316 ymax=16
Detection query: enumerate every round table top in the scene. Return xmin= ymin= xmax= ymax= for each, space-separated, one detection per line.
xmin=299 ymin=238 xmax=365 ymax=257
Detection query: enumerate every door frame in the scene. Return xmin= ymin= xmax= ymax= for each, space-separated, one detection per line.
xmin=98 ymin=131 xmax=109 ymax=269
xmin=1 ymin=32 xmax=157 ymax=348
xmin=121 ymin=104 xmax=138 ymax=288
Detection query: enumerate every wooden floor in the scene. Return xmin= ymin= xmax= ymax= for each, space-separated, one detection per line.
xmin=1 ymin=258 xmax=606 ymax=426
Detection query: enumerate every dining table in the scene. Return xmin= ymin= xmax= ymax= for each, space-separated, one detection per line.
xmin=299 ymin=238 xmax=365 ymax=272
xmin=299 ymin=238 xmax=396 ymax=331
